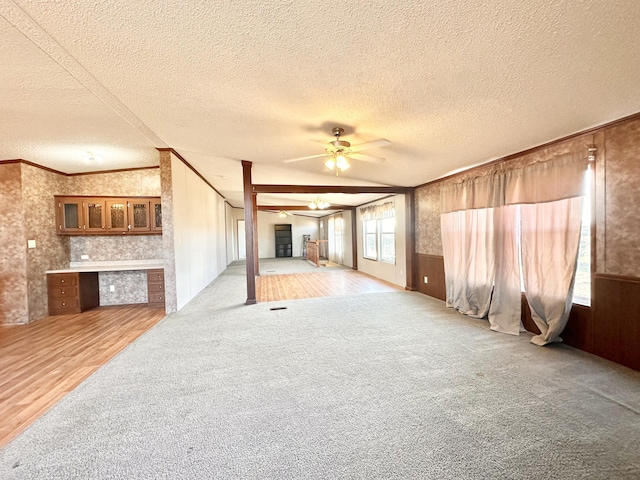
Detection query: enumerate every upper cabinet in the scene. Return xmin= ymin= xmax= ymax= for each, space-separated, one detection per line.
xmin=55 ymin=196 xmax=162 ymax=235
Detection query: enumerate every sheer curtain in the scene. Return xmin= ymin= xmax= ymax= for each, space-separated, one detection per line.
xmin=327 ymin=216 xmax=335 ymax=262
xmin=440 ymin=152 xmax=588 ymax=344
xmin=441 ymin=208 xmax=495 ymax=318
xmin=440 ymin=175 xmax=500 ymax=319
xmin=508 ymin=155 xmax=587 ymax=345
xmin=487 ymin=203 xmax=522 ymax=335
xmin=330 ymin=213 xmax=344 ymax=265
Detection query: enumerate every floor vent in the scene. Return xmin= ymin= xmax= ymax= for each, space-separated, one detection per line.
xmin=269 ymin=307 xmax=287 ymax=311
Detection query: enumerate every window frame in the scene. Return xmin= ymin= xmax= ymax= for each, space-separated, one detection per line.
xmin=362 ymin=216 xmax=396 ymax=265
xmin=363 ymin=219 xmax=378 ymax=261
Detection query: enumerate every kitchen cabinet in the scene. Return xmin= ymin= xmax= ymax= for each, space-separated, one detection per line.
xmin=54 ymin=196 xmax=162 ymax=235
xmin=85 ymin=197 xmax=107 ymax=233
xmin=56 ymin=197 xmax=85 ymax=234
xmin=106 ymin=198 xmax=128 ymax=233
xmin=47 ymin=272 xmax=100 ymax=315
xmin=147 ymin=269 xmax=165 ymax=308
xmin=151 ymin=199 xmax=163 ymax=232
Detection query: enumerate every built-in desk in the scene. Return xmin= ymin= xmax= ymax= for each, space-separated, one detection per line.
xmin=46 ymin=260 xmax=164 ymax=315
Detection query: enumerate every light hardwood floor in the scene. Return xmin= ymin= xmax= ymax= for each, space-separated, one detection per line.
xmin=0 ymin=305 xmax=165 ymax=448
xmin=257 ymin=269 xmax=402 ymax=302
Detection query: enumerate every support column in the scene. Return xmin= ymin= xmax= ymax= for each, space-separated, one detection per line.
xmin=252 ymin=192 xmax=259 ymax=277
xmin=405 ymin=190 xmax=416 ymax=291
xmin=351 ymin=207 xmax=358 ymax=270
xmin=242 ymin=161 xmax=257 ymax=305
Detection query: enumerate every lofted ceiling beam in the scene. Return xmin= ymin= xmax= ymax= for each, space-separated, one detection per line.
xmin=257 ymin=205 xmax=352 ymax=211
xmin=252 ymin=185 xmax=413 ymax=195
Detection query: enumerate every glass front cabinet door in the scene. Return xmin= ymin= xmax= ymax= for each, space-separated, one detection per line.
xmin=128 ymin=200 xmax=151 ymax=232
xmin=106 ymin=199 xmax=128 ymax=233
xmin=83 ymin=198 xmax=106 ymax=233
xmin=56 ymin=197 xmax=84 ymax=233
xmin=151 ymin=199 xmax=162 ymax=232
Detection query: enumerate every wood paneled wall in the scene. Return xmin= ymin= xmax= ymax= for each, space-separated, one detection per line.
xmin=593 ymin=274 xmax=640 ymax=371
xmin=415 ymin=254 xmax=446 ymax=301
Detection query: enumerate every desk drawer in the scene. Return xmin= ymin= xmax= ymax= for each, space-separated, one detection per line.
xmin=148 ymin=282 xmax=164 ymax=293
xmin=48 ymin=273 xmax=78 ymax=287
xmin=49 ymin=285 xmax=78 ymax=298
xmin=147 ymin=269 xmax=164 ymax=284
xmin=148 ymin=292 xmax=165 ymax=307
xmin=49 ymin=296 xmax=80 ymax=312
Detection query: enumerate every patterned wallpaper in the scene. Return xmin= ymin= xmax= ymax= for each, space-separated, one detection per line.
xmin=22 ymin=163 xmax=71 ymax=322
xmin=67 ymin=168 xmax=161 ymax=197
xmin=159 ymin=151 xmax=177 ymax=313
xmin=69 ymin=235 xmax=163 ymax=262
xmin=0 ymin=164 xmax=29 ymax=324
xmin=98 ymin=270 xmax=148 ymax=306
xmin=603 ymin=118 xmax=640 ymax=276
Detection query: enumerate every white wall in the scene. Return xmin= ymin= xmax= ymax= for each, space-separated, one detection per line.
xmin=256 ymin=211 xmax=319 ymax=258
xmin=356 ymin=195 xmax=406 ymax=288
xmin=171 ymin=154 xmax=227 ymax=310
xmin=225 ymin=202 xmax=234 ymax=264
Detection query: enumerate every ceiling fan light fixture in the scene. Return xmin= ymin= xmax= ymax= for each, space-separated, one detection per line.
xmin=335 ymin=154 xmax=350 ymax=171
xmin=323 ymin=157 xmax=336 ymax=171
xmin=278 ymin=211 xmax=287 ymax=218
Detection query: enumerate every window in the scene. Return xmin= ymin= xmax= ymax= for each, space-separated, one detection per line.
xmin=380 ymin=218 xmax=396 ymax=263
xmin=572 ymin=167 xmax=592 ymax=306
xmin=361 ymin=201 xmax=396 ymax=264
xmin=363 ymin=219 xmax=377 ymax=260
xmin=362 ymin=217 xmax=395 ymax=264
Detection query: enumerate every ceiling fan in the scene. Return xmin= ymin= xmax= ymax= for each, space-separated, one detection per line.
xmin=283 ymin=127 xmax=391 ymax=174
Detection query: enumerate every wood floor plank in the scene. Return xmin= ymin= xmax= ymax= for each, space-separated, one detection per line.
xmin=256 ymin=269 xmax=402 ymax=303
xmin=0 ymin=304 xmax=165 ymax=448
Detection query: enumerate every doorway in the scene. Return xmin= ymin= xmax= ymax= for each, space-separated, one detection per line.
xmin=237 ymin=220 xmax=246 ymax=259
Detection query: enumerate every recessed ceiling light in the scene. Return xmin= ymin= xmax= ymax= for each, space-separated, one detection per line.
xmin=83 ymin=151 xmax=103 ymax=163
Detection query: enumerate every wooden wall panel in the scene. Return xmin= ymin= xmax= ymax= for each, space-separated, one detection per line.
xmin=415 ymin=254 xmax=446 ymax=301
xmin=593 ymin=274 xmax=640 ymax=371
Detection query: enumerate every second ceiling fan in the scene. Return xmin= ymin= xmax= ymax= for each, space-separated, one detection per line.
xmin=283 ymin=127 xmax=391 ymax=174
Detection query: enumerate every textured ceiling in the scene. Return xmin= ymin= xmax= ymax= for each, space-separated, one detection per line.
xmin=2 ymin=0 xmax=640 ymax=209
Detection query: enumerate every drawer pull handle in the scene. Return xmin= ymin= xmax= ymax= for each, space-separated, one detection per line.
xmin=61 ymin=291 xmax=64 ymax=294
xmin=62 ymin=302 xmax=66 ymax=306
xmin=61 ymin=280 xmax=65 ymax=283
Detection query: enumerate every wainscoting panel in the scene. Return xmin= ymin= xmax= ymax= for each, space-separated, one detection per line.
xmin=593 ymin=274 xmax=640 ymax=371
xmin=415 ymin=254 xmax=446 ymax=301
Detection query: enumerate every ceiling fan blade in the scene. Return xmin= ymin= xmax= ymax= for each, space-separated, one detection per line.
xmin=350 ymin=138 xmax=391 ymax=152
xmin=350 ymin=152 xmax=386 ymax=163
xmin=283 ymin=153 xmax=330 ymax=163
